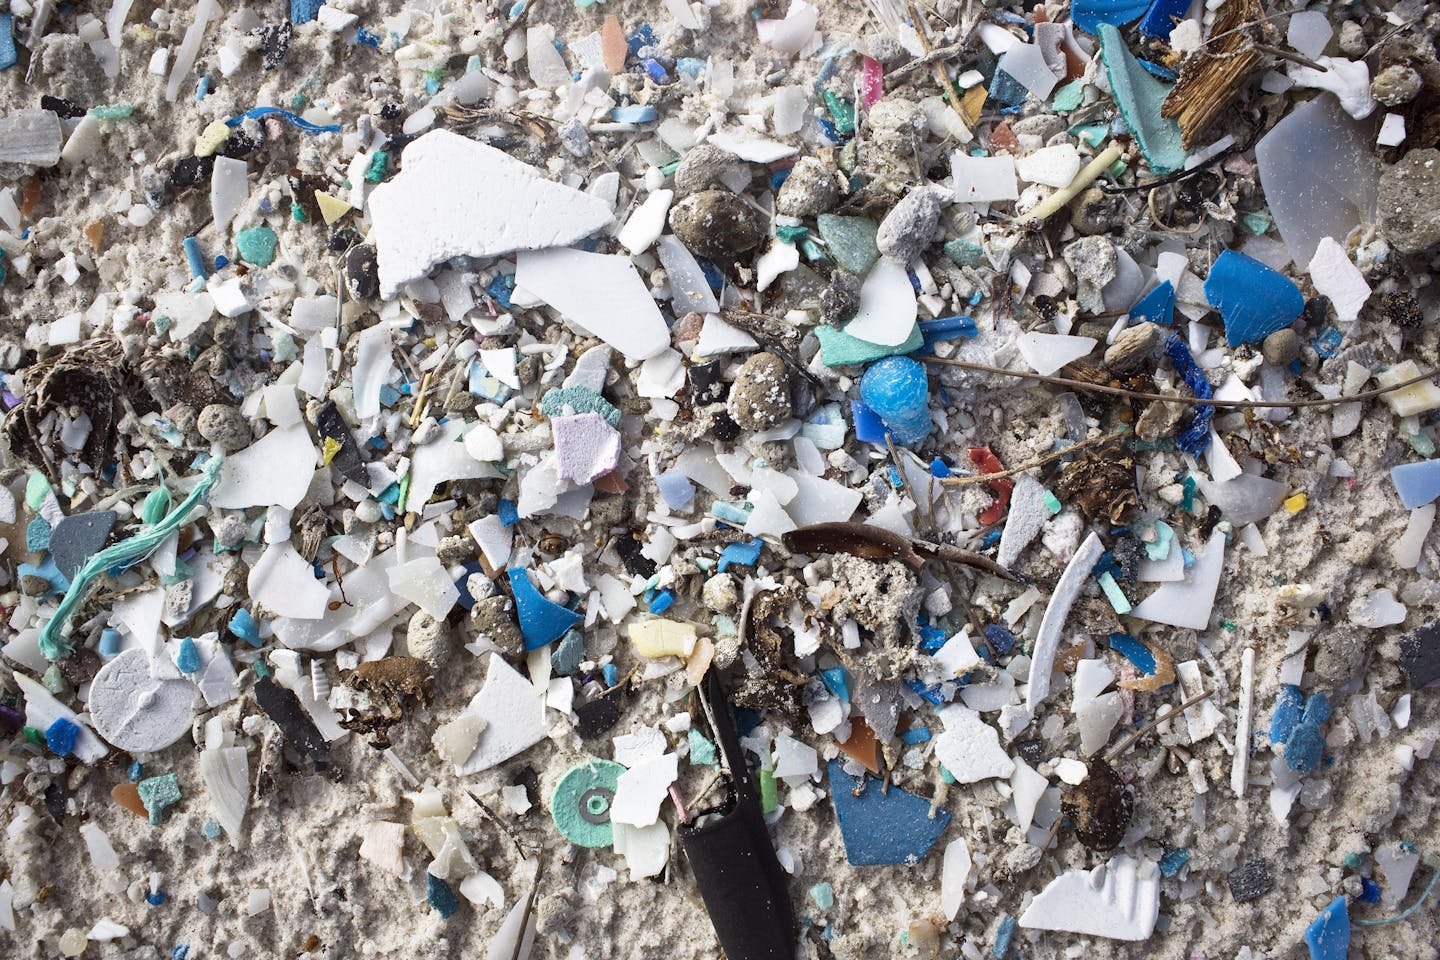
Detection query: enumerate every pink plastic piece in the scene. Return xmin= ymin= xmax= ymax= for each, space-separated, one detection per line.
xmin=861 ymin=56 xmax=884 ymax=109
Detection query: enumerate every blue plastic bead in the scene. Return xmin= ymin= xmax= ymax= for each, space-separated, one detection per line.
xmin=45 ymin=717 xmax=80 ymax=756
xmin=1204 ymin=250 xmax=1304 ymax=346
xmin=859 ymin=356 xmax=931 ymax=445
xmin=98 ymin=628 xmax=122 ymax=657
xmin=146 ymin=890 xmax=168 ymax=906
xmin=508 ymin=568 xmax=583 ymax=650
xmin=1303 ymin=896 xmax=1349 ymax=960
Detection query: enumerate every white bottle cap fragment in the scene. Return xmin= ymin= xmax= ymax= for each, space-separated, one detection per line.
xmin=88 ymin=648 xmax=197 ymax=753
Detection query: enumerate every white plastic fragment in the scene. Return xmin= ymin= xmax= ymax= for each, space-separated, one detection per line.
xmin=617 ymin=189 xmax=674 ymax=255
xmin=613 ymin=821 xmax=670 ymax=879
xmin=359 ymin=821 xmax=409 ymax=878
xmin=1016 ymin=332 xmax=1096 ymax=376
xmin=367 ymin=131 xmax=614 ymax=298
xmin=952 ymin=153 xmax=1019 ymax=203
xmin=1392 ymin=504 xmax=1435 ymax=569
xmin=1287 ymin=58 xmax=1375 ymax=120
xmin=656 ymin=235 xmax=721 ymax=314
xmin=166 ymin=0 xmax=218 ymax=102
xmin=756 ymin=0 xmax=818 ymax=55
xmin=516 ymin=248 xmax=670 ymax=361
xmin=1015 ymin=144 xmax=1082 ymax=187
xmin=695 ymin=313 xmax=759 ymax=356
xmin=249 ymin=543 xmax=330 ymax=619
xmin=934 ymin=705 xmax=1015 ymax=783
xmin=1009 ymin=758 xmax=1047 ymax=833
xmin=199 ymin=745 xmax=250 ymax=846
xmin=1377 ymin=113 xmax=1406 ymax=147
xmin=933 ymin=629 xmax=982 ymax=676
xmin=1374 ymin=843 xmax=1421 ymax=908
xmin=460 ymin=870 xmax=505 ymax=910
xmin=388 ymin=556 xmax=459 ymax=619
xmin=1306 ymin=236 xmax=1370 ymax=323
xmin=1026 ymin=532 xmax=1104 ymax=712
xmin=1019 ymin=855 xmax=1160 ymax=940
xmin=0 ymin=108 xmax=63 ymax=166
xmin=455 ymin=655 xmax=550 ymax=775
xmin=212 ymin=423 xmax=317 ymax=510
xmin=1349 ymin=588 xmax=1406 ymax=628
xmin=409 ymin=420 xmax=504 ymax=507
xmin=1130 ymin=530 xmax=1226 ymax=630
xmin=843 ymin=256 xmax=918 ymax=347
xmin=468 ymin=514 xmax=514 ymax=569
xmin=998 ymin=473 xmax=1047 ymax=567
xmin=940 ymin=838 xmax=972 ymax=921
xmin=79 ymin=823 xmax=120 ymax=872
xmin=610 ymin=752 xmax=679 ymax=827
xmin=13 ymin=672 xmax=109 ymax=763
xmin=210 ymin=157 xmax=248 ymax=231
xmin=707 ymin=129 xmax=799 ymax=163
xmin=1176 ymin=661 xmax=1225 ymax=743
xmin=1231 ymin=647 xmax=1255 ymax=797
xmin=773 ymin=734 xmax=818 ymax=778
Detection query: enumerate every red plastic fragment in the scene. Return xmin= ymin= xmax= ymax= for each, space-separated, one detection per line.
xmin=861 ymin=56 xmax=885 ymax=109
xmin=968 ymin=446 xmax=1014 ymax=525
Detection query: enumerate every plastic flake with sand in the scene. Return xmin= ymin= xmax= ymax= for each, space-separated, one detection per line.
xmin=211 ymin=424 xmax=315 ymax=511
xmin=366 ymin=130 xmax=614 ymax=297
xmin=828 ymin=760 xmax=952 ymax=866
xmin=1016 ymin=332 xmax=1096 ymax=375
xmin=1019 ymin=855 xmax=1160 ymax=940
xmin=933 ymin=704 xmax=1015 ymax=782
xmin=1098 ymin=25 xmax=1187 ymax=174
xmin=515 ymin=248 xmax=670 ymax=361
xmin=455 ymin=655 xmax=550 ymax=775
xmin=843 ymin=257 xmax=917 ymax=347
xmin=1131 ymin=529 xmax=1226 ymax=629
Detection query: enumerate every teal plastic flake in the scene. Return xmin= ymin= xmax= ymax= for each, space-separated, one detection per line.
xmin=1052 ymin=78 xmax=1087 ymax=112
xmin=815 ymin=323 xmax=923 ymax=366
xmin=540 ymin=385 xmax=621 ymax=428
xmin=1097 ymin=571 xmax=1132 ymax=614
xmin=1098 ymin=24 xmax=1187 ymax=174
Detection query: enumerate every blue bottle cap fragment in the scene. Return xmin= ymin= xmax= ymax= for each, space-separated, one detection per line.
xmin=508 ymin=568 xmax=583 ymax=650
xmin=1390 ymin=459 xmax=1440 ymax=510
xmin=551 ymin=758 xmax=627 ymax=847
xmin=1270 ymin=684 xmax=1304 ymax=744
xmin=1304 ymin=896 xmax=1350 ymax=960
xmin=427 ymin=874 xmax=460 ymax=919
xmin=45 ymin=717 xmax=80 ymax=757
xmin=859 ymin=356 xmax=932 ymax=446
xmin=1129 ymin=280 xmax=1175 ymax=326
xmin=850 ymin=400 xmax=887 ymax=444
xmin=48 ymin=510 xmax=118 ymax=581
xmin=1107 ymin=632 xmax=1157 ymax=674
xmin=1070 ymin=0 xmax=1148 ymax=34
xmin=1282 ymin=692 xmax=1331 ymax=773
xmin=827 ymin=759 xmax=951 ymax=865
xmin=717 ymin=539 xmax=763 ymax=572
xmin=1138 ymin=0 xmax=1191 ymax=37
xmin=1204 ymin=249 xmax=1304 ymax=346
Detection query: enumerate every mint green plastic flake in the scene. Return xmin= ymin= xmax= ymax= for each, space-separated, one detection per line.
xmin=1098 ymin=24 xmax=1187 ymax=174
xmin=540 ymin=386 xmax=621 ymax=428
xmin=815 ymin=322 xmax=923 ymax=366
xmin=364 ymin=151 xmax=389 ymax=183
xmin=235 ymin=226 xmax=278 ymax=267
xmin=815 ymin=214 xmax=880 ymax=275
xmin=137 ymin=773 xmax=182 ymax=825
xmin=1052 ymin=78 xmax=1087 ymax=112
xmin=687 ymin=729 xmax=717 ymax=765
xmin=90 ymin=103 xmax=134 ymax=120
xmin=943 ymin=238 xmax=984 ymax=268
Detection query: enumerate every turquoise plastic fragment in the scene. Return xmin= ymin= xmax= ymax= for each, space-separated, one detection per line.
xmin=45 ymin=717 xmax=79 ymax=756
xmin=1071 ymin=0 xmax=1148 ymax=35
xmin=687 ymin=728 xmax=717 ymax=765
xmin=828 ymin=760 xmax=951 ymax=865
xmin=815 ymin=214 xmax=880 ymax=274
xmin=859 ymin=356 xmax=931 ymax=446
xmin=820 ymin=666 xmax=849 ymax=701
xmin=427 ymin=875 xmax=460 ymax=919
xmin=235 ymin=226 xmax=278 ymax=267
xmin=1304 ymin=896 xmax=1350 ymax=960
xmin=508 ymin=568 xmax=582 ymax=650
xmin=25 ymin=517 xmax=51 ymax=552
xmin=1204 ymin=249 xmax=1304 ymax=346
xmin=541 ymin=386 xmax=621 ymax=428
xmin=943 ymin=237 xmax=984 ymax=268
xmin=1098 ymin=24 xmax=1187 ymax=174
xmin=815 ymin=322 xmax=923 ymax=366
xmin=1139 ymin=0 xmax=1190 ymax=38
xmin=550 ymin=629 xmax=585 ymax=675
xmin=717 ymin=539 xmax=763 ymax=572
xmin=1129 ymin=280 xmax=1175 ymax=325
xmin=0 ymin=13 xmax=16 ymax=71
xmin=1051 ymin=78 xmax=1087 ymax=112
xmin=1390 ymin=459 xmax=1440 ymax=509
xmin=809 ymin=882 xmax=834 ymax=909
xmin=137 ymin=773 xmax=182 ymax=825
xmin=175 ymin=637 xmax=201 ymax=674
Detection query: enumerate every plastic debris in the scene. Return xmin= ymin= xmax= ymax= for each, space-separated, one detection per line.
xmin=1018 ymin=855 xmax=1160 ymax=940
xmin=1303 ymin=896 xmax=1350 ymax=960
xmin=828 ymin=760 xmax=951 ymax=866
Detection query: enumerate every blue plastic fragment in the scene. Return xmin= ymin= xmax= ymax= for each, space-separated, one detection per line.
xmin=1304 ymin=896 xmax=1350 ymax=960
xmin=1130 ymin=281 xmax=1175 ymax=325
xmin=984 ymin=624 xmax=1017 ymax=655
xmin=901 ymin=726 xmax=932 ymax=745
xmin=128 ymin=761 xmax=144 ymax=782
xmin=917 ymin=622 xmax=948 ymax=654
xmin=224 ymin=106 xmax=340 ymax=134
xmin=175 ymin=637 xmax=201 ymax=674
xmin=1359 ymin=876 xmax=1381 ymax=904
xmin=98 ymin=628 xmax=122 ymax=657
xmin=1204 ymin=250 xmax=1304 ymax=346
xmin=1163 ymin=334 xmax=1213 ymax=457
xmin=1312 ymin=327 xmax=1343 ymax=358
xmin=988 ymin=69 xmax=1030 ymax=107
xmin=18 ymin=556 xmax=68 ymax=596
xmin=904 ymin=677 xmax=945 ymax=705
xmin=26 ymin=516 xmax=51 ymax=552
xmin=508 ymin=568 xmax=583 ymax=650
xmin=1138 ymin=59 xmax=1179 ymax=81
xmin=1108 ymin=632 xmax=1157 ymax=674
xmin=656 ymin=470 xmax=695 ymax=510
xmin=929 ymin=457 xmax=952 ymax=478
xmin=355 ymin=27 xmax=382 ymax=48
xmin=1071 ymin=0 xmax=1148 ymax=33
xmin=717 ymin=539 xmax=763 ymax=572
xmin=992 ymin=914 xmax=1017 ymax=958
xmin=820 ymin=667 xmax=849 ymax=702
xmin=427 ymin=874 xmax=460 ymax=919
xmin=626 ymin=24 xmax=658 ymax=58
xmin=918 ymin=315 xmax=979 ymax=350
xmin=453 ymin=560 xmax=485 ymax=611
xmin=641 ymin=58 xmax=669 ymax=83
xmin=202 ymin=819 xmax=222 ymax=840
xmin=1390 ymin=460 xmax=1440 ymax=509
xmin=1270 ymin=684 xmax=1304 ymax=744
xmin=827 ymin=760 xmax=951 ymax=865
xmin=497 ymin=499 xmax=519 ymax=526
xmin=45 ymin=717 xmax=80 ymax=756
xmin=0 ymin=14 xmax=16 ymax=71
xmin=859 ymin=356 xmax=932 ymax=445
xmin=601 ymin=662 xmax=618 ymax=687
xmin=551 ymin=629 xmax=585 ymax=676
xmin=1301 ymin=692 xmax=1332 ymax=727
xmin=1138 ymin=0 xmax=1191 ymax=37
xmin=612 ymin=104 xmax=658 ymax=123
xmin=487 ymin=274 xmax=515 ymax=308
xmin=1283 ymin=693 xmax=1331 ymax=773
xmin=229 ymin=608 xmax=260 ymax=646
xmin=290 ymin=0 xmax=325 ymax=24
xmin=146 ymin=890 xmax=167 ymax=906
xmin=1159 ymin=847 xmax=1190 ymax=877
xmin=648 ymin=589 xmax=675 ymax=614
xmin=182 ymin=236 xmax=208 ymax=279
xmin=850 ymin=400 xmax=888 ymax=444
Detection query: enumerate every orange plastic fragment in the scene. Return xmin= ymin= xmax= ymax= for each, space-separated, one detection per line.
xmin=593 ymin=469 xmax=628 ymax=494
xmin=838 ymin=718 xmax=880 ymax=775
xmin=112 ymin=782 xmax=147 ymax=818
xmin=19 ymin=176 xmax=41 ymax=219
xmin=601 ymin=17 xmax=627 ymax=76
xmin=84 ymin=221 xmax=105 ymax=253
xmin=987 ymin=122 xmax=1020 ymax=155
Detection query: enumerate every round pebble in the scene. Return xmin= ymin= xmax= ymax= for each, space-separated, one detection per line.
xmin=668 ymin=190 xmax=765 ymax=262
xmin=728 ymin=352 xmax=792 ymax=431
xmin=776 ymin=157 xmax=838 ymax=218
xmin=1261 ymin=328 xmax=1301 ymax=366
xmin=197 ymin=404 xmax=252 ymax=453
xmin=672 ymin=144 xmax=747 ymax=196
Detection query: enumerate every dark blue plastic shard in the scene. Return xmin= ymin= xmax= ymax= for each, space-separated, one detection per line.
xmin=1072 ymin=0 xmax=1149 ymax=35
xmin=508 ymin=568 xmax=583 ymax=650
xmin=1130 ymin=281 xmax=1175 ymax=325
xmin=1204 ymin=250 xmax=1304 ymax=346
xmin=828 ymin=760 xmax=950 ymax=866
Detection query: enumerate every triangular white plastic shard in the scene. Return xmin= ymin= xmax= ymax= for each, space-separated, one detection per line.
xmin=616 ymin=189 xmax=674 ymax=255
xmin=1026 ymin=532 xmax=1104 ymax=712
xmin=1009 ymin=758 xmax=1048 ymax=833
xmin=485 ymin=888 xmax=538 ymax=960
xmin=249 ymin=542 xmax=331 ymax=619
xmin=408 ymin=419 xmax=505 ymax=507
xmin=515 ymin=248 xmax=670 ymax=361
xmin=368 ymin=130 xmax=615 ymax=298
xmin=933 ymin=628 xmax=982 ymax=676
xmin=784 ymin=470 xmax=863 ymax=526
xmin=199 ymin=745 xmax=249 ymax=847
xmin=656 ymin=235 xmax=721 ymax=315
xmin=13 ymin=672 xmax=109 ymax=763
xmin=998 ymin=473 xmax=1048 ymax=567
xmin=934 ymin=705 xmax=1015 ymax=783
xmin=455 ymin=655 xmax=550 ymax=775
xmin=707 ymin=129 xmax=799 ymax=163
xmin=940 ymin=838 xmax=972 ymax=921
xmin=1131 ymin=529 xmax=1226 ymax=629
xmin=843 ymin=256 xmax=918 ymax=347
xmin=211 ymin=423 xmax=317 ymax=511
xmin=1016 ymin=332 xmax=1096 ymax=376
xmin=1019 ymin=855 xmax=1160 ymax=941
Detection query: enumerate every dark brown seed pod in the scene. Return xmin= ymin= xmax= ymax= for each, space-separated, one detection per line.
xmin=1061 ymin=758 xmax=1133 ymax=851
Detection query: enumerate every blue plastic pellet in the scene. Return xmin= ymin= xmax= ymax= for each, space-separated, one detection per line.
xmin=820 ymin=667 xmax=849 ymax=702
xmin=182 ymin=236 xmax=207 ymax=279
xmin=859 ymin=356 xmax=931 ymax=445
xmin=98 ymin=628 xmax=123 ymax=657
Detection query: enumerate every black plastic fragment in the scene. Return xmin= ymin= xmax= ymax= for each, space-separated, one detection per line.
xmin=688 ymin=358 xmax=727 ymax=405
xmin=169 ymin=156 xmax=214 ymax=190
xmin=1227 ymin=859 xmax=1272 ymax=903
xmin=258 ymin=21 xmax=293 ymax=70
xmin=615 ymin=534 xmax=657 ymax=578
xmin=344 ymin=245 xmax=380 ymax=300
xmin=316 ymin=400 xmax=368 ymax=486
xmin=40 ymin=95 xmax=86 ymax=119
xmin=678 ymin=670 xmax=796 ymax=960
xmin=575 ymin=690 xmax=623 ymax=738
xmin=1399 ymin=622 xmax=1440 ymax=688
xmin=254 ymin=677 xmax=330 ymax=770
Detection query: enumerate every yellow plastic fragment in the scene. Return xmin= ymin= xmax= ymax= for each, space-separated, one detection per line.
xmin=1377 ymin=360 xmax=1440 ymax=417
xmin=194 ymin=120 xmax=231 ymax=157
xmin=1284 ymin=492 xmax=1307 ymax=514
xmin=319 ymin=436 xmax=343 ymax=467
xmin=628 ymin=619 xmax=698 ymax=659
xmin=315 ymin=190 xmax=352 ymax=224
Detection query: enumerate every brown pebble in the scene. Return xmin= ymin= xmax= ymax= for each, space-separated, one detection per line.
xmin=727 ymin=352 xmax=791 ymax=430
xmin=1261 ymin=328 xmax=1300 ymax=366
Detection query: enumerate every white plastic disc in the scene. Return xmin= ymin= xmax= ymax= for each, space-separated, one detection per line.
xmin=89 ymin=648 xmax=198 ymax=752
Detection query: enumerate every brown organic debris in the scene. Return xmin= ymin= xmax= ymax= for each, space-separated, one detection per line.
xmin=1162 ymin=0 xmax=1268 ymax=148
xmin=1056 ymin=451 xmax=1139 ymax=525
xmin=340 ymin=656 xmax=434 ymax=748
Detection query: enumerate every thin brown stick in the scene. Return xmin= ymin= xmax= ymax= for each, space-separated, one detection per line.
xmin=939 ymin=430 xmax=1127 ymax=487
xmin=923 ymin=355 xmax=1440 ymax=410
xmin=1104 ymin=688 xmax=1215 ymax=763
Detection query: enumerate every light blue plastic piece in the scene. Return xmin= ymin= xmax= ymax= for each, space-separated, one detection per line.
xmin=828 ymin=760 xmax=951 ymax=865
xmin=656 ymin=470 xmax=695 ymax=510
xmin=1071 ymin=0 xmax=1148 ymax=35
xmin=611 ymin=105 xmax=657 ymax=123
xmin=508 ymin=568 xmax=582 ymax=650
xmin=859 ymin=356 xmax=931 ymax=446
xmin=1391 ymin=459 xmax=1440 ymax=509
xmin=1204 ymin=249 xmax=1304 ymax=346
xmin=1304 ymin=897 xmax=1350 ymax=960
xmin=1098 ymin=24 xmax=1187 ymax=174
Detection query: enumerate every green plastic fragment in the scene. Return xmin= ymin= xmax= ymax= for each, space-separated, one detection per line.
xmin=758 ymin=768 xmax=777 ymax=813
xmin=42 ymin=663 xmax=66 ymax=694
xmin=289 ymin=93 xmax=307 ymax=109
xmin=25 ymin=472 xmax=50 ymax=510
xmin=90 ymin=103 xmax=133 ymax=120
xmin=291 ymin=201 xmax=308 ymax=222
xmin=774 ymin=223 xmax=808 ymax=244
xmin=1181 ymin=475 xmax=1197 ymax=512
xmin=235 ymin=226 xmax=278 ymax=267
xmin=1097 ymin=571 xmax=1132 ymax=615
xmin=1242 ymin=212 xmax=1271 ymax=235
xmin=1108 ymin=158 xmax=1129 ymax=179
xmin=22 ymin=726 xmax=43 ymax=747
xmin=252 ymin=661 xmax=271 ymax=678
xmin=809 ymin=882 xmax=835 ymax=909
xmin=1146 ymin=519 xmax=1174 ymax=560
xmin=943 ymin=237 xmax=984 ymax=268
xmin=940 ymin=764 xmax=955 ymax=784
xmin=687 ymin=729 xmax=717 ymax=766
xmin=823 ymin=90 xmax=856 ymax=133
xmin=1052 ymin=78 xmax=1086 ymax=112
xmin=1098 ymin=24 xmax=1187 ymax=174
xmin=660 ymin=159 xmax=681 ymax=177
xmin=815 ymin=214 xmax=880 ymax=275
xmin=550 ymin=759 xmax=626 ymax=847
xmin=540 ymin=385 xmax=622 ymax=428
xmin=1072 ymin=123 xmax=1109 ymax=149
xmin=1407 ymin=431 xmax=1435 ymax=456
xmin=137 ymin=773 xmax=182 ymax=825
xmin=798 ymin=235 xmax=827 ymax=263
xmin=815 ymin=322 xmax=923 ymax=366
xmin=1042 ymin=491 xmax=1062 ymax=515
xmin=364 ymin=151 xmax=389 ymax=183
xmin=1220 ymin=620 xmax=1236 ymax=631
xmin=1342 ymin=852 xmax=1364 ymax=870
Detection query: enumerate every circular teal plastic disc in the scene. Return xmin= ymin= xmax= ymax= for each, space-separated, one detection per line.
xmin=551 ymin=759 xmax=626 ymax=848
